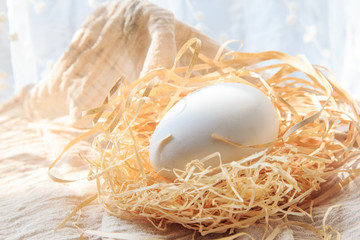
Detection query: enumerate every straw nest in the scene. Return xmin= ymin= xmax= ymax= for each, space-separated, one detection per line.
xmin=51 ymin=38 xmax=360 ymax=239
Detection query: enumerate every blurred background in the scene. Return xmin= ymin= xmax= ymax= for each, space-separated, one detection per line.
xmin=0 ymin=0 xmax=359 ymax=102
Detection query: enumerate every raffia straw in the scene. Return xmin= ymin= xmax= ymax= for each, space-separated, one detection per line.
xmin=51 ymin=38 xmax=360 ymax=238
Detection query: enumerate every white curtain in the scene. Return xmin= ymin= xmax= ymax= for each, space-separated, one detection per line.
xmin=1 ymin=0 xmax=360 ymax=102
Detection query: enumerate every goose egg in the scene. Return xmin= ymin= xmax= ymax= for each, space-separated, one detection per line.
xmin=149 ymin=83 xmax=279 ymax=180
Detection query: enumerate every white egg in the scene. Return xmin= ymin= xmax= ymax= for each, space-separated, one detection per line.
xmin=149 ymin=83 xmax=279 ymax=180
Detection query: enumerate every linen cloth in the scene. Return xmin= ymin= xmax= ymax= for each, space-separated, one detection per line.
xmin=1 ymin=1 xmax=360 ymax=239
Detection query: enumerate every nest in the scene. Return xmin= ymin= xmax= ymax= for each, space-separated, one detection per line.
xmin=51 ymin=38 xmax=360 ymax=239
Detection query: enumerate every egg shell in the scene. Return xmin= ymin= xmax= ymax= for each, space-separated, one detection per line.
xmin=149 ymin=83 xmax=279 ymax=180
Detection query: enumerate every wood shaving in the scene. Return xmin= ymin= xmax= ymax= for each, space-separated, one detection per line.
xmin=50 ymin=38 xmax=360 ymax=238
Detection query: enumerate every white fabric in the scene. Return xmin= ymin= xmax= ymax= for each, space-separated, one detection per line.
xmin=2 ymin=0 xmax=360 ymax=102
xmin=151 ymin=0 xmax=360 ymax=98
xmin=1 ymin=0 xmax=360 ymax=239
